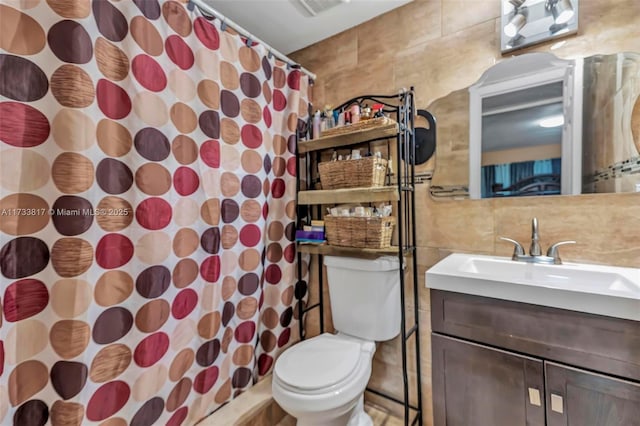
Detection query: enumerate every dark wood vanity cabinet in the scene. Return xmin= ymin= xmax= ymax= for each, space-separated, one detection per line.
xmin=430 ymin=290 xmax=640 ymax=426
xmin=432 ymin=334 xmax=546 ymax=426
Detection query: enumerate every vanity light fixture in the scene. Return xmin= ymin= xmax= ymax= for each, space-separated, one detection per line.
xmin=539 ymin=115 xmax=565 ymax=128
xmin=501 ymin=0 xmax=578 ymax=53
xmin=550 ymin=0 xmax=574 ymax=24
xmin=504 ymin=9 xmax=528 ymax=37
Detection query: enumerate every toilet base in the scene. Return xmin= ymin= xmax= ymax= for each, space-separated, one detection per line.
xmin=294 ymin=396 xmax=372 ymax=426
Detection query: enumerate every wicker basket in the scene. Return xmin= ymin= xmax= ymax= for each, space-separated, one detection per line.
xmin=324 ymin=215 xmax=395 ymax=248
xmin=318 ymin=156 xmax=387 ymax=189
xmin=320 ymin=116 xmax=396 ymax=137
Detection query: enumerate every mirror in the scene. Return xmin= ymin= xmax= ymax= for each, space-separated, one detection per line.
xmin=429 ymin=51 xmax=640 ymax=199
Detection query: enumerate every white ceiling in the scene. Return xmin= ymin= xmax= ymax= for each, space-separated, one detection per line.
xmin=203 ymin=0 xmax=413 ymax=55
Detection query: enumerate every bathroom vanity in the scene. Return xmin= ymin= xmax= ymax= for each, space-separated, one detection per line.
xmin=426 ymin=254 xmax=640 ymax=426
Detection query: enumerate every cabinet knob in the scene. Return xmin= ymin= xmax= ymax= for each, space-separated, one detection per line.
xmin=551 ymin=393 xmax=564 ymax=413
xmin=528 ymin=387 xmax=541 ymax=406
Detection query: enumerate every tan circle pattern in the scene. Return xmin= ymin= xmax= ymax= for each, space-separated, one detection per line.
xmin=9 ymin=360 xmax=48 ymax=405
xmin=51 ymin=400 xmax=85 ymax=426
xmin=135 ymin=163 xmax=172 ymax=196
xmin=52 ymin=109 xmax=96 ymax=151
xmin=95 ymin=37 xmax=129 ymax=81
xmin=221 ymin=225 xmax=238 ymax=249
xmin=136 ymin=232 xmax=171 ymax=264
xmin=51 ymin=65 xmax=95 ymax=108
xmin=130 ymin=16 xmax=164 ymax=56
xmin=174 ymin=197 xmax=199 ymax=226
xmin=94 ymin=270 xmax=134 ymax=306
xmin=136 ymin=299 xmax=171 ymax=333
xmin=220 ymin=61 xmax=239 ymax=90
xmin=0 ymin=194 xmax=49 ymax=235
xmin=52 ymin=153 xmax=95 ymax=194
xmin=1 ymin=149 xmax=50 ymax=192
xmin=96 ymin=196 xmax=134 ymax=231
xmin=240 ymin=99 xmax=262 ymax=123
xmin=237 ymin=297 xmax=258 ymax=320
xmin=201 ymin=198 xmax=220 ymax=225
xmin=220 ymin=172 xmax=240 ymax=197
xmin=197 ymin=79 xmax=220 ymax=109
xmin=172 ymin=228 xmax=199 ymax=257
xmin=0 ymin=5 xmax=45 ymax=55
xmin=239 ymin=249 xmax=261 ymax=271
xmin=170 ymin=102 xmax=197 ymax=134
xmin=49 ymin=320 xmax=91 ymax=359
xmin=220 ymin=118 xmax=240 ymax=144
xmin=51 ymin=238 xmax=93 ymax=277
xmin=168 ymin=69 xmax=196 ymax=101
xmin=169 ymin=349 xmax=194 ymax=382
xmin=197 ymin=312 xmax=221 ymax=340
xmin=232 ymin=345 xmax=254 ymax=366
xmin=240 ymin=150 xmax=262 ymax=174
xmin=97 ymin=119 xmax=132 ymax=157
xmin=133 ymin=91 xmax=168 ymax=126
xmin=51 ymin=279 xmax=92 ymax=318
xmin=89 ymin=344 xmax=132 ymax=383
xmin=238 ymin=46 xmax=261 ymax=72
xmin=195 ymin=49 xmax=219 ymax=80
xmin=172 ymin=134 xmax=198 ymax=165
xmin=132 ymin=364 xmax=167 ymax=402
xmin=173 ymin=258 xmax=199 ymax=288
xmin=5 ymin=320 xmax=48 ymax=364
xmin=221 ymin=276 xmax=236 ymax=301
xmin=240 ymin=200 xmax=261 ymax=223
xmin=46 ymin=0 xmax=91 ymax=18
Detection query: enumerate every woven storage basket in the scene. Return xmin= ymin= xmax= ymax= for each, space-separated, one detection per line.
xmin=324 ymin=215 xmax=395 ymax=248
xmin=318 ymin=157 xmax=387 ymax=189
xmin=319 ymin=116 xmax=395 ymax=137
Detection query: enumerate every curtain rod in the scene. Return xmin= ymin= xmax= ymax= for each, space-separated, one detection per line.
xmin=189 ymin=0 xmax=317 ymax=81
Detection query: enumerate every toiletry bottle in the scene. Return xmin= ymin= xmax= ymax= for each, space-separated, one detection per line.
xmin=312 ymin=110 xmax=321 ymax=139
xmin=350 ymin=104 xmax=360 ymax=124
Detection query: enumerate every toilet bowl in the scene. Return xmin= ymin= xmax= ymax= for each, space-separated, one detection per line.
xmin=273 ymin=256 xmax=402 ymax=425
xmin=272 ymin=333 xmax=376 ymax=426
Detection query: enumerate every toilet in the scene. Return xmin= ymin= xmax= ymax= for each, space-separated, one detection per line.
xmin=272 ymin=255 xmax=403 ymax=425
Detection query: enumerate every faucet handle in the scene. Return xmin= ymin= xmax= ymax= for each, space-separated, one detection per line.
xmin=546 ymin=241 xmax=576 ymax=265
xmin=499 ymin=237 xmax=525 ymax=261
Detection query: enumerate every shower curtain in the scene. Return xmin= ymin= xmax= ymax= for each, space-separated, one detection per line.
xmin=0 ymin=0 xmax=310 ymax=424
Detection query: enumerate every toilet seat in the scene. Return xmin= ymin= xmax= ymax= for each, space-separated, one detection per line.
xmin=272 ymin=333 xmax=376 ymax=422
xmin=274 ymin=334 xmax=362 ymax=391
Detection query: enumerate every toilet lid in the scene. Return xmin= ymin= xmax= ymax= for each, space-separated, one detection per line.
xmin=275 ymin=334 xmax=361 ymax=390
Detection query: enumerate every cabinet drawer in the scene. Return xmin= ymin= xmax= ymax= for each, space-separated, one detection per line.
xmin=431 ymin=290 xmax=640 ymax=381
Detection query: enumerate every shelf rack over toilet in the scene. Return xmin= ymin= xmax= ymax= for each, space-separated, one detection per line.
xmin=294 ymin=89 xmax=423 ymax=426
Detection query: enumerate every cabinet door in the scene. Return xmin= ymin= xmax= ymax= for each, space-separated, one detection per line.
xmin=432 ymin=333 xmax=545 ymax=426
xmin=545 ymin=362 xmax=640 ymax=426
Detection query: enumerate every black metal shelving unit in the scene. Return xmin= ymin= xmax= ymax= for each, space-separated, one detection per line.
xmin=294 ymin=88 xmax=423 ymax=426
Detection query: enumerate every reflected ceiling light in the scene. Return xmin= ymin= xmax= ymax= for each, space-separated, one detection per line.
xmin=539 ymin=115 xmax=564 ymax=128
xmin=552 ymin=0 xmax=574 ymax=24
xmin=504 ymin=10 xmax=527 ymax=37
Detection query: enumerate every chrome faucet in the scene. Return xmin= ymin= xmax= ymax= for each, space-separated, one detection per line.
xmin=499 ymin=217 xmax=576 ymax=264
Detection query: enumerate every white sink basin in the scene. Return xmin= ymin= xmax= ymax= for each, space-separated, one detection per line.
xmin=426 ymin=253 xmax=640 ymax=321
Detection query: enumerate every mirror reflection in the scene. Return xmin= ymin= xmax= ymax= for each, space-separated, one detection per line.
xmin=429 ymin=51 xmax=640 ymax=199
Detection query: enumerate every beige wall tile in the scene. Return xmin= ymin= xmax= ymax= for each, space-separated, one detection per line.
xmin=357 ymin=0 xmax=442 ymax=65
xmin=442 ymin=0 xmax=501 ymax=36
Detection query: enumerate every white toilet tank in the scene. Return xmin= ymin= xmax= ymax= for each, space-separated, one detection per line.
xmin=323 ymin=256 xmax=403 ymax=341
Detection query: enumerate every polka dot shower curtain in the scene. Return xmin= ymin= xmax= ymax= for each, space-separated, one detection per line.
xmin=0 ymin=0 xmax=310 ymax=424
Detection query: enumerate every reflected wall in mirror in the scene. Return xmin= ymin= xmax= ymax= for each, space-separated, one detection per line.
xmin=469 ymin=53 xmax=580 ymax=199
xmin=429 ymin=51 xmax=640 ymax=199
